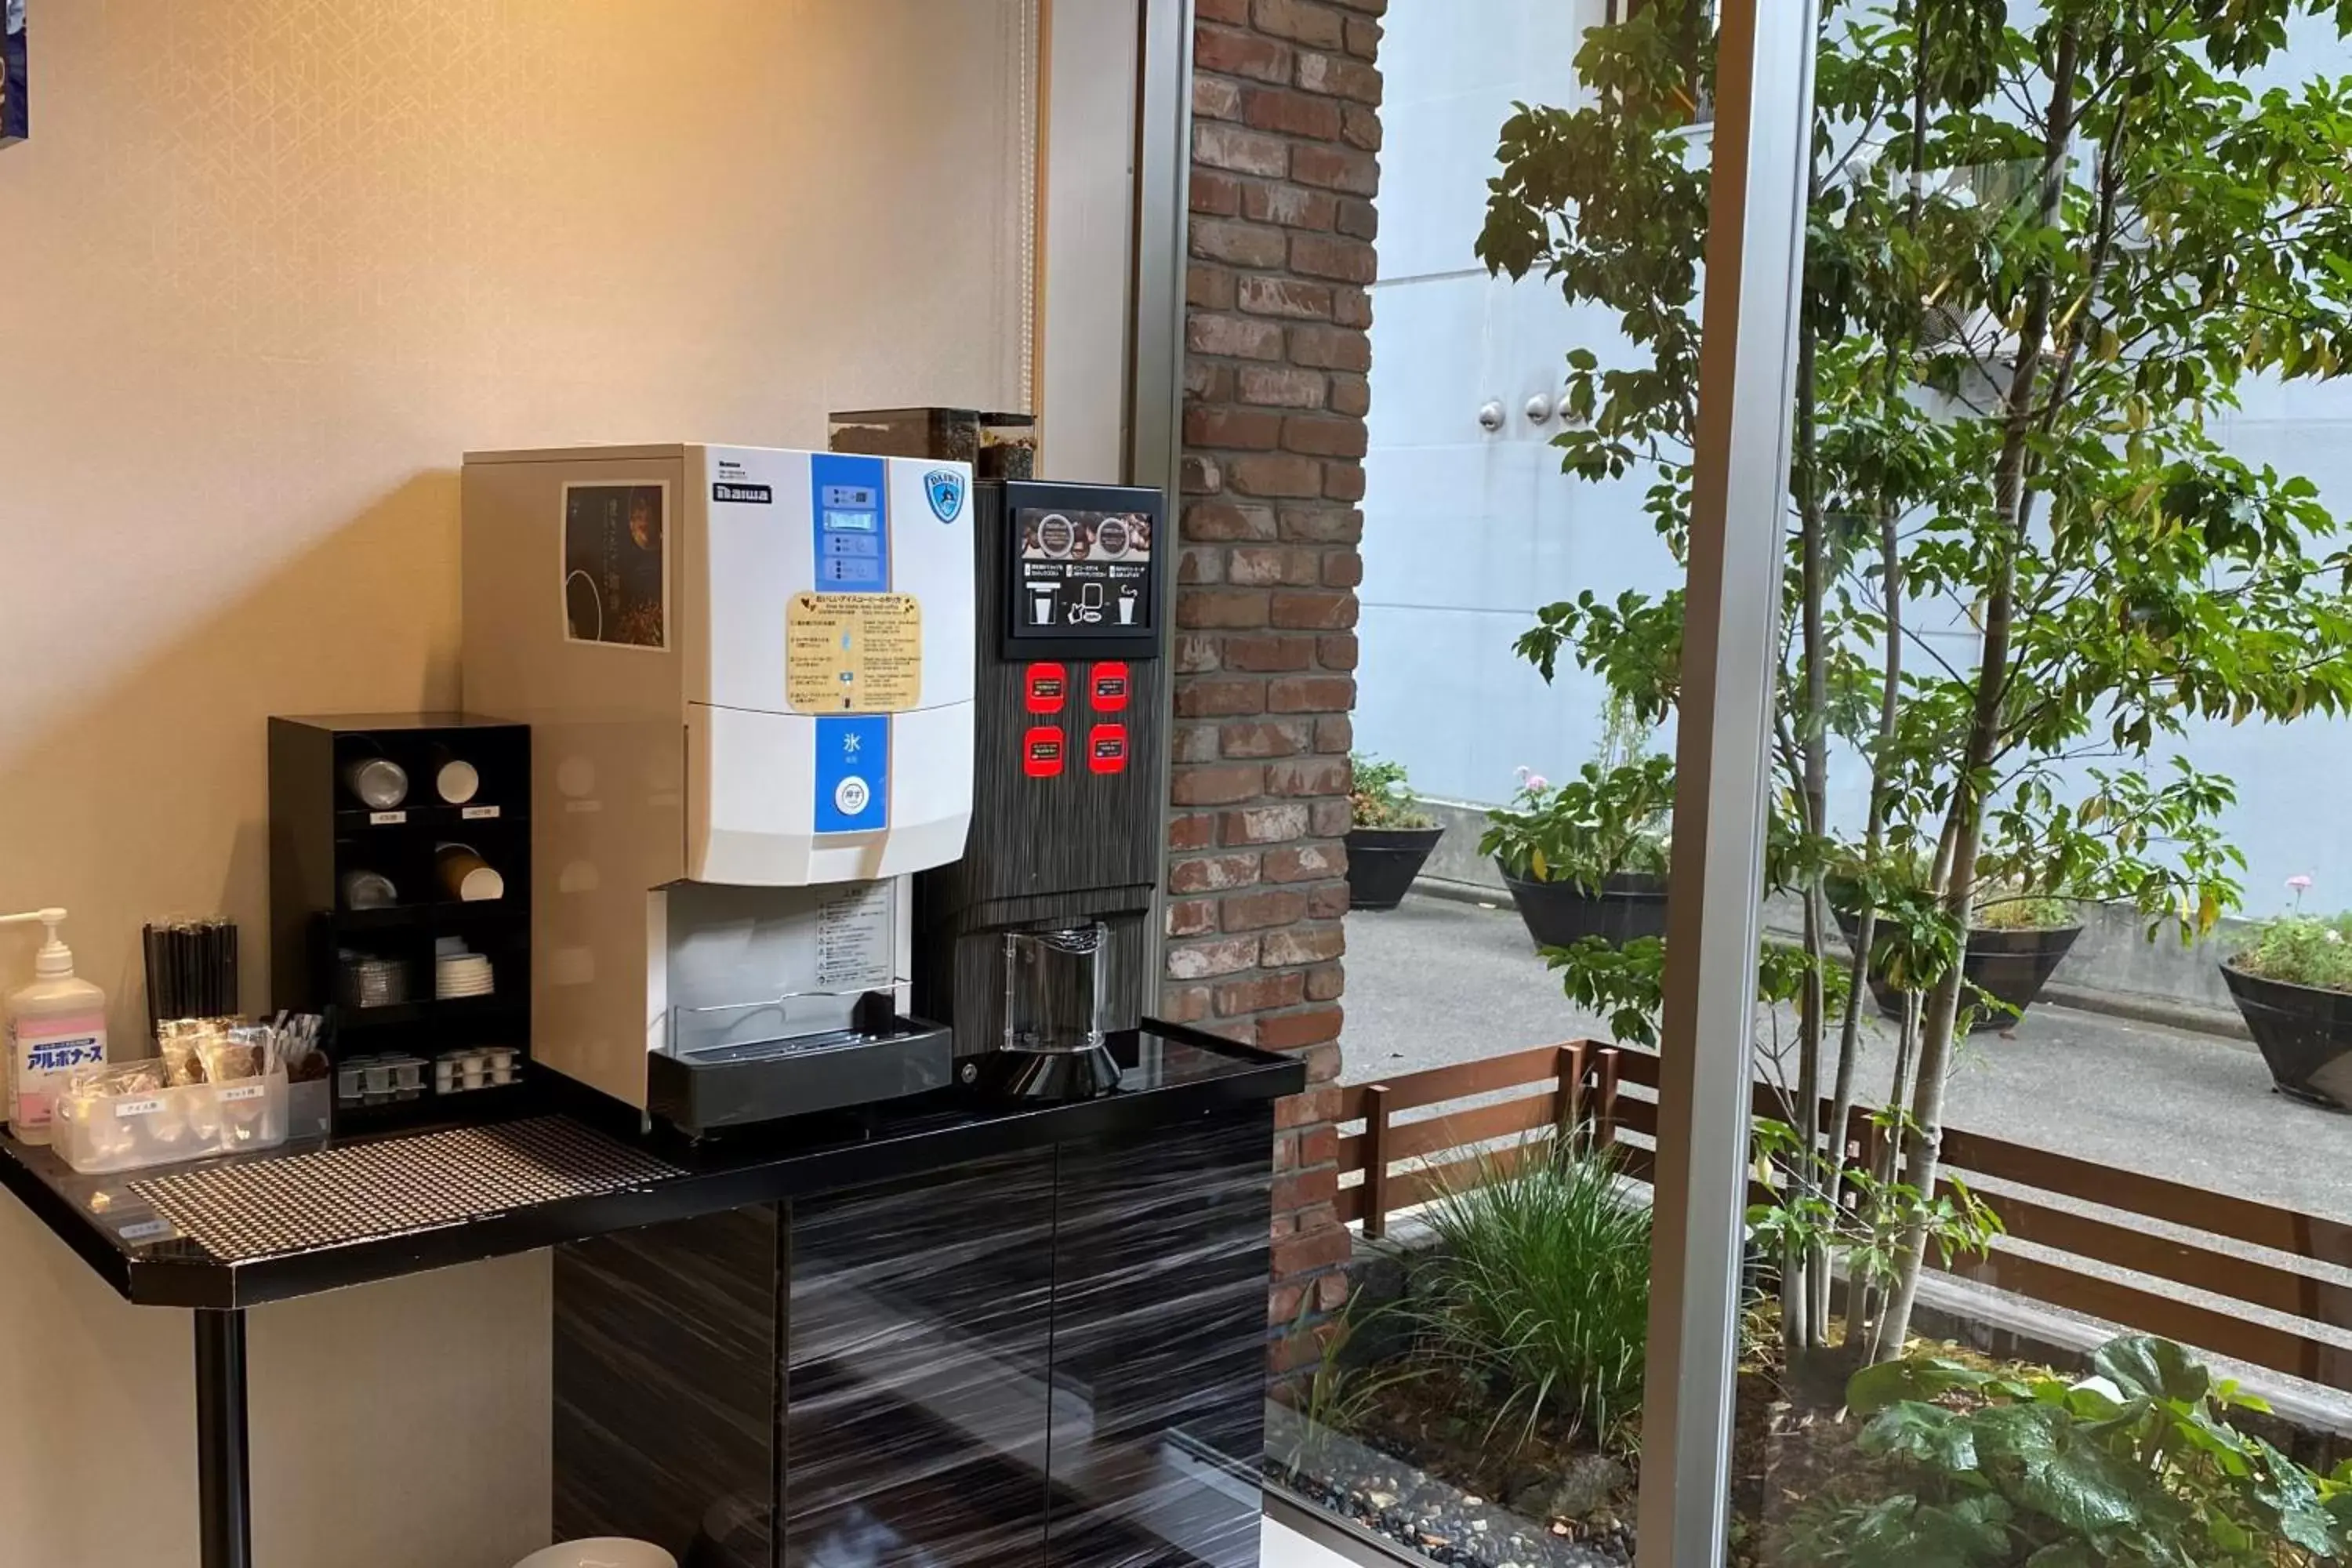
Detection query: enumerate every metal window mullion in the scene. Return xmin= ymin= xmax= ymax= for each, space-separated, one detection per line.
xmin=1635 ymin=0 xmax=1820 ymax=1563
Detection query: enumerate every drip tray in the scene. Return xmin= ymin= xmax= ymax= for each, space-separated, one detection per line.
xmin=648 ymin=1015 xmax=954 ymax=1136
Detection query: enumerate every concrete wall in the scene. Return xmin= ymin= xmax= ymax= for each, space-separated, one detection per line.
xmin=1356 ymin=0 xmax=2352 ymax=923
xmin=0 ymin=4 xmax=1033 ymax=1563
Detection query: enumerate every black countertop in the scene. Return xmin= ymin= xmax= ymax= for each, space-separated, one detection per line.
xmin=0 ymin=1024 xmax=1301 ymax=1311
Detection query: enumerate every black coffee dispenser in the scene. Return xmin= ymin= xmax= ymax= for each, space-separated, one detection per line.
xmin=916 ymin=478 xmax=1167 ymax=1098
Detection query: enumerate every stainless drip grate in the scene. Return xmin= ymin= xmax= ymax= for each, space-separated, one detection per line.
xmin=130 ymin=1118 xmax=681 ymax=1262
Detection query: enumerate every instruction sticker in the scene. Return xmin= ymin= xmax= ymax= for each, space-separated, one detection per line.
xmin=814 ymin=881 xmax=895 ymax=992
xmin=786 ymin=593 xmax=924 ymax=713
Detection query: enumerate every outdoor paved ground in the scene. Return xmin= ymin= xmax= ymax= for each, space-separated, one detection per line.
xmin=1340 ymin=891 xmax=2352 ymax=1225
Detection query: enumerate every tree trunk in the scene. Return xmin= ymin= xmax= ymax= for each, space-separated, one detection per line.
xmin=1791 ymin=315 xmax=1830 ymax=1353
xmin=1875 ymin=21 xmax=2081 ymax=1360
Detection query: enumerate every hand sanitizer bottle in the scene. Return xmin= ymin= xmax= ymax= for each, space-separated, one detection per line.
xmin=3 ymin=909 xmax=108 ymax=1145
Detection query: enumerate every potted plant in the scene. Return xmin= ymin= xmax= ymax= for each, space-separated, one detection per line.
xmin=1479 ymin=755 xmax=1673 ymax=949
xmin=1345 ymin=753 xmax=1443 ymax=913
xmin=2221 ymin=884 xmax=2352 ymax=1109
xmin=1835 ymin=879 xmax=2083 ymax=1033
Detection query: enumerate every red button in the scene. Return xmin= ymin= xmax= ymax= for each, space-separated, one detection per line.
xmin=1025 ymin=662 xmax=1067 ymax=715
xmin=1023 ymin=726 xmax=1065 ymax=779
xmin=1090 ymin=662 xmax=1131 ymax=713
xmin=1087 ymin=724 xmax=1128 ymax=775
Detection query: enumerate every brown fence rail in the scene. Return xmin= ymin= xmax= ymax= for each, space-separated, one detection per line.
xmin=1334 ymin=1040 xmax=2352 ymax=1390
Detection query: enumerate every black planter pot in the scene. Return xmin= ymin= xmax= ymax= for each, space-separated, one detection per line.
xmin=2220 ymin=962 xmax=2352 ymax=1110
xmin=1498 ymin=864 xmax=1671 ymax=949
xmin=1833 ymin=909 xmax=2082 ymax=1032
xmin=1344 ymin=825 xmax=1445 ymax=912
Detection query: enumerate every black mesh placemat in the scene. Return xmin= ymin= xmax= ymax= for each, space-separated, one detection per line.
xmin=130 ymin=1117 xmax=682 ymax=1262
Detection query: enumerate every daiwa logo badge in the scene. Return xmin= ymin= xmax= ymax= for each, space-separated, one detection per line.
xmin=924 ymin=469 xmax=966 ymax=523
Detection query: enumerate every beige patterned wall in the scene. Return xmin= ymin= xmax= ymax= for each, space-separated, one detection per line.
xmin=0 ymin=2 xmax=1033 ymax=1563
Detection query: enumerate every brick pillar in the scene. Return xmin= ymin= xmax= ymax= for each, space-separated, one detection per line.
xmin=1170 ymin=0 xmax=1382 ymax=1361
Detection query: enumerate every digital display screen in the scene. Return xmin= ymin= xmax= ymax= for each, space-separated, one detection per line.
xmin=823 ymin=485 xmax=877 ymax=509
xmin=825 ymin=510 xmax=877 ymax=533
xmin=1013 ymin=506 xmax=1155 ymax=643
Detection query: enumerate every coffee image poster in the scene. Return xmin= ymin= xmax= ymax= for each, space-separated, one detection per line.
xmin=563 ymin=484 xmax=667 ymax=649
xmin=1018 ymin=508 xmax=1152 ymax=632
xmin=2 ymin=0 xmax=26 ymax=147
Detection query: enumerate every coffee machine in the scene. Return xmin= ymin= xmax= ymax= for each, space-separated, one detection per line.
xmin=891 ymin=468 xmax=1168 ymax=1101
xmin=462 ymin=443 xmax=976 ymax=1134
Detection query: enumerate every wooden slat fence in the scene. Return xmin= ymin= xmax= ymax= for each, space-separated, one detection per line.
xmin=1336 ymin=1040 xmax=2352 ymax=1390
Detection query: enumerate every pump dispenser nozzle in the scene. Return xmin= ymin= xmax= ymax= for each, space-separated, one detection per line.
xmin=0 ymin=908 xmax=72 ymax=978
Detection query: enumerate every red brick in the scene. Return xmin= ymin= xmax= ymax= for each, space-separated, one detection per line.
xmin=1292 ymin=143 xmax=1379 ymax=196
xmin=1308 ymin=881 xmax=1352 ymax=917
xmin=1167 ymin=898 xmax=1220 ymax=938
xmin=1186 ymin=358 xmax=1231 ymax=401
xmin=1177 ymin=589 xmax=1272 ymax=630
xmin=1305 ymin=963 xmax=1346 ymax=1001
xmin=1323 ymin=549 xmax=1365 ymax=588
xmin=1328 ymin=374 xmax=1370 ymax=416
xmin=1171 ymin=764 xmax=1265 ymax=806
xmin=1289 ymin=324 xmax=1371 ymax=371
xmin=1166 ymin=936 xmax=1263 ymax=980
xmin=1318 ymin=632 xmax=1360 ymax=669
xmin=1173 ymin=633 xmax=1222 ymax=673
xmin=1310 ymin=798 xmax=1353 ymax=836
xmin=1199 ymin=0 xmax=1252 ymax=20
xmin=1244 ymin=181 xmax=1340 ymax=230
xmin=1265 ymin=841 xmax=1345 ymax=882
xmin=1170 ymin=812 xmax=1218 ymax=851
xmin=1178 ymin=545 xmax=1224 ymax=585
xmin=1341 ymin=101 xmax=1381 ymax=149
xmin=1188 ymin=263 xmax=1237 ymax=310
xmin=1222 ymin=633 xmax=1317 ymax=671
xmin=1337 ymin=196 xmax=1379 ymax=239
xmin=1314 ymin=714 xmax=1354 ymax=752
xmin=1238 ymin=274 xmax=1334 ymax=319
xmin=1323 ymin=461 xmax=1368 ymax=500
xmin=1192 ymin=169 xmax=1243 ymax=216
xmin=1195 ymin=75 xmax=1245 ymax=121
xmin=1326 ymin=0 xmax=1388 ymax=12
xmin=1218 ymin=969 xmax=1308 ymax=1015
xmin=1271 ymin=1129 xmax=1300 ymax=1171
xmin=1263 ymin=924 xmax=1345 ymax=967
xmin=1272 ymin=1167 xmax=1340 ymax=1211
xmin=1298 ymin=1122 xmax=1341 ymax=1164
xmin=1279 ymin=504 xmax=1363 ymax=543
xmin=1244 ymin=85 xmax=1344 ymax=139
xmin=1185 ymin=405 xmax=1283 ymax=449
xmin=1221 ymin=718 xmax=1313 ymax=757
xmin=1160 ymin=984 xmax=1214 ymax=1024
xmin=1181 ymin=453 xmax=1221 ymax=493
xmin=1171 ymin=852 xmax=1264 ymax=892
xmin=1259 ymin=1006 xmax=1345 ymax=1051
xmin=1279 ymin=1083 xmax=1341 ymax=1129
xmin=1229 ymin=545 xmax=1320 ymax=586
xmin=1295 ymin=49 xmax=1382 ymax=103
xmin=1270 ymin=1215 xmax=1352 ymax=1277
xmin=1225 ymin=887 xmax=1312 ymax=931
xmin=1172 ymin=722 xmax=1223 ymax=764
xmin=1256 ymin=0 xmax=1348 ymax=46
xmin=1174 ymin=676 xmax=1266 ymax=717
xmin=1269 ymin=757 xmax=1350 ymax=797
xmin=1317 ymin=1270 xmax=1351 ymax=1311
xmin=1187 ymin=311 xmax=1285 ymax=359
xmin=1229 ymin=453 xmax=1325 ymax=498
xmin=1269 ymin=1279 xmax=1307 ymax=1327
xmin=1271 ymin=590 xmax=1358 ymax=630
xmin=1299 ymin=1041 xmax=1343 ymax=1083
xmin=1283 ymin=415 xmax=1368 ymax=457
xmin=1239 ymin=365 xmax=1327 ymax=408
xmin=1196 ymin=24 xmax=1294 ymax=83
xmin=1291 ymin=232 xmax=1377 ymax=283
xmin=1344 ymin=15 xmax=1382 ymax=60
xmin=1185 ymin=499 xmax=1279 ymax=542
xmin=1224 ymin=803 xmax=1313 ymax=844
xmin=1333 ymin=287 xmax=1374 ymax=328
xmin=1193 ymin=216 xmax=1289 ymax=267
xmin=1268 ymin=675 xmax=1355 ymax=712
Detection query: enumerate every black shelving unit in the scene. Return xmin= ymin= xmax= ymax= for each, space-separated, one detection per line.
xmin=267 ymin=713 xmax=532 ymax=1134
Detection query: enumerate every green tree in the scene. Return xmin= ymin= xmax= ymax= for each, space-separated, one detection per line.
xmin=1480 ymin=0 xmax=2352 ymax=1363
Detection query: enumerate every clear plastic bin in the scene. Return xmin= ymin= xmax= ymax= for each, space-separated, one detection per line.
xmin=51 ymin=1069 xmax=291 ymax=1174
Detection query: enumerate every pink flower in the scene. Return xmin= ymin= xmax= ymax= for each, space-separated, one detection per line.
xmin=1526 ymin=774 xmax=1549 ymax=793
xmin=2289 ymin=875 xmax=2314 ymax=891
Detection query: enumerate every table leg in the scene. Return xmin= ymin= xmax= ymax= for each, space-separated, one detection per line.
xmin=194 ymin=1308 xmax=252 ymax=1568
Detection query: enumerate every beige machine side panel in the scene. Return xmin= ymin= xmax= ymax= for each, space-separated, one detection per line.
xmin=462 ymin=452 xmax=691 ymax=1111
